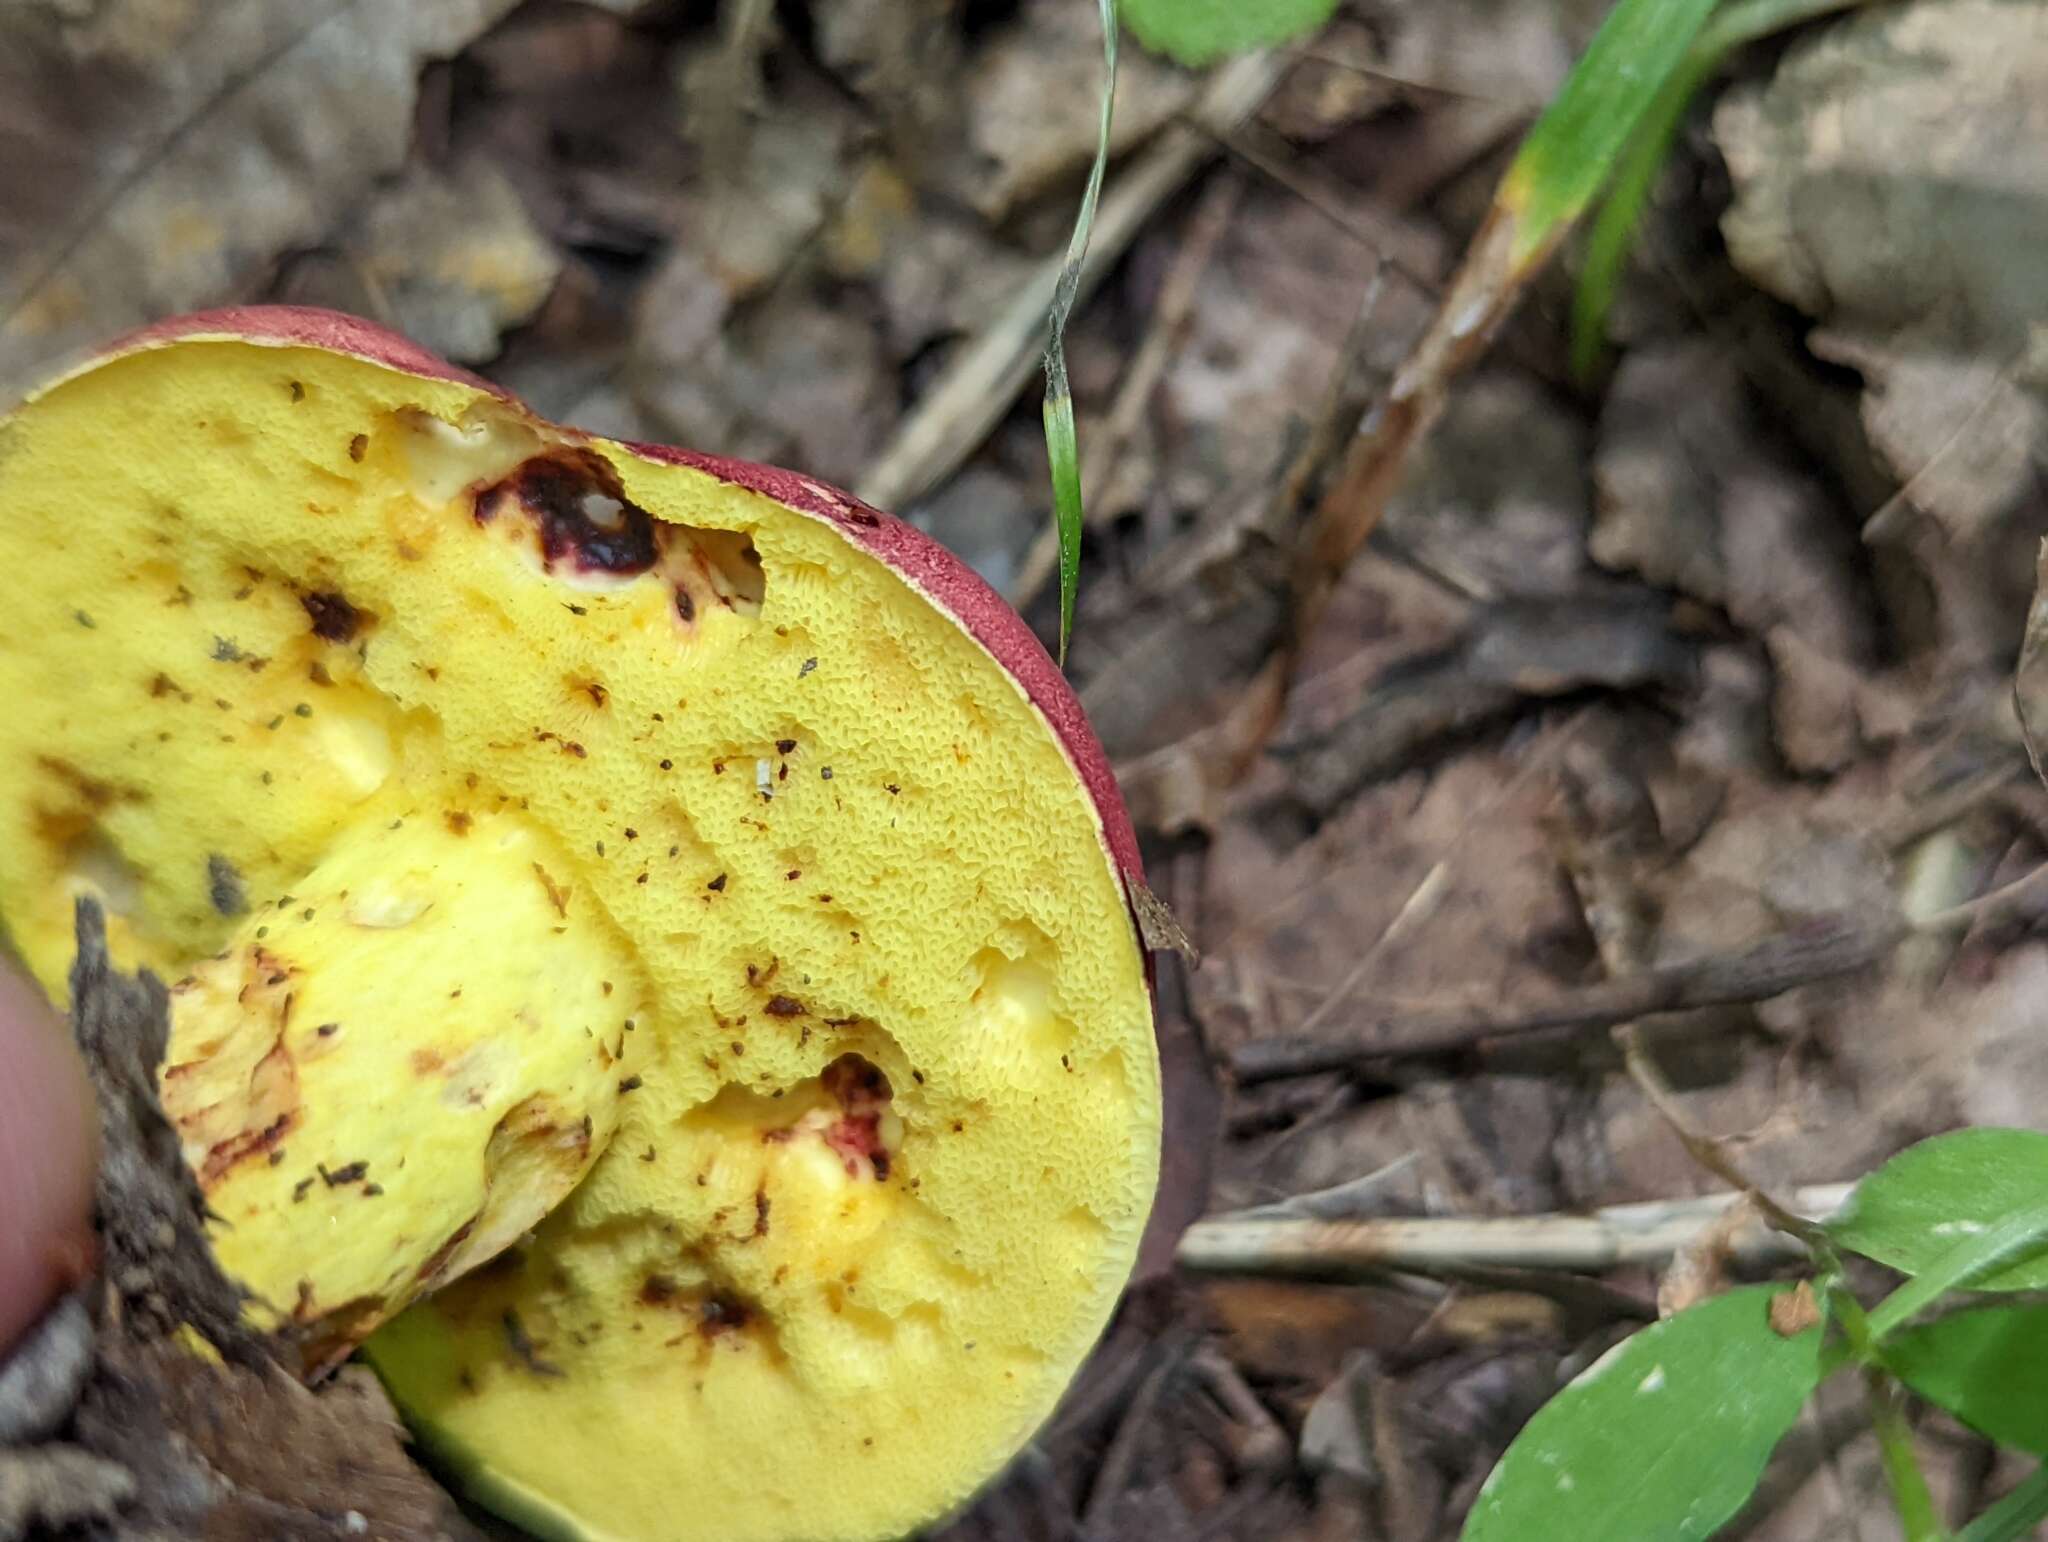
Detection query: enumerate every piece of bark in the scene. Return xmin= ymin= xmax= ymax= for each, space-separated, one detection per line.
xmin=0 ymin=902 xmax=486 ymax=1542
xmin=66 ymin=902 xmax=264 ymax=1370
xmin=0 ymin=1295 xmax=91 ymax=1447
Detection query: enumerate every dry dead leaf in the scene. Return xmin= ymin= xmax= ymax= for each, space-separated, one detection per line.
xmin=1769 ymin=1279 xmax=1822 ymax=1337
xmin=1129 ymin=878 xmax=1199 ymax=963
xmin=0 ymin=1443 xmax=134 ymax=1540
xmin=1593 ymin=341 xmax=1870 ymax=662
xmin=1716 ymin=0 xmax=2048 ymax=540
xmin=347 ymin=153 xmax=560 ymax=365
xmin=0 ymin=0 xmax=523 ymax=394
xmin=813 ymin=0 xmax=966 ymax=156
xmin=1380 ymin=372 xmax=1598 ymax=601
xmin=632 ymin=248 xmax=897 ymax=489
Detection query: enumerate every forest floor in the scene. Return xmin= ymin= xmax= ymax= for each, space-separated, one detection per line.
xmin=5 ymin=1 xmax=2048 ymax=1538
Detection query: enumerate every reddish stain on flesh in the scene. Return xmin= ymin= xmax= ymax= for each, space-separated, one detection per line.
xmin=418 ymin=1218 xmax=478 ymax=1287
xmin=199 ymin=1106 xmax=295 ymax=1187
xmin=820 ymin=1054 xmax=893 ymax=1180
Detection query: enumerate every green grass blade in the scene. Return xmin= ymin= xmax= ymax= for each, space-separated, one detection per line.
xmin=1040 ymin=0 xmax=1117 ymax=665
xmin=1043 ymin=387 xmax=1083 ymax=660
xmin=1960 ymin=1466 xmax=2048 ymax=1542
xmin=1701 ymin=0 xmax=1871 ymax=52
xmin=1499 ymin=0 xmax=1721 ymax=267
xmin=1569 ymin=44 xmax=1715 ymax=379
xmin=1570 ymin=0 xmax=1875 ymax=377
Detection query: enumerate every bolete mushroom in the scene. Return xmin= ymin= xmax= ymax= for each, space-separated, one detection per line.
xmin=0 ymin=309 xmax=1160 ymax=1541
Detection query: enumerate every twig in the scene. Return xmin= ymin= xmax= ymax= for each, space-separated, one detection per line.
xmin=1176 ymin=1182 xmax=1853 ymax=1279
xmin=1079 ymin=1335 xmax=1187 ymax=1538
xmin=1232 ymin=912 xmax=1901 ymax=1082
xmin=1918 ymin=857 xmax=2048 ymax=935
xmin=1617 ymin=1023 xmax=1829 ymax=1248
xmin=1237 ymin=859 xmax=2048 ymax=1083
xmin=1276 ymin=46 xmax=1508 ymax=104
xmin=855 ymin=51 xmax=1289 ymax=515
xmin=1187 ymin=1345 xmax=1290 ymax=1476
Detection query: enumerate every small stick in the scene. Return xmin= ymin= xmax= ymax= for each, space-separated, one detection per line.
xmin=1617 ymin=1023 xmax=1828 ymax=1249
xmin=1236 ymin=860 xmax=2048 ymax=1085
xmin=1232 ymin=912 xmax=1901 ymax=1082
xmin=1187 ymin=1345 xmax=1290 ymax=1476
xmin=1176 ymin=1183 xmax=1854 ymax=1279
xmin=1079 ymin=1336 xmax=1187 ymax=1538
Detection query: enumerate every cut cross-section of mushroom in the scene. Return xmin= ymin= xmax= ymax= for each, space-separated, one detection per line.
xmin=0 ymin=308 xmax=1160 ymax=1542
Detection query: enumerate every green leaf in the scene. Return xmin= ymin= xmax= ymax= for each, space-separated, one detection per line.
xmin=1831 ymin=1129 xmax=2048 ymax=1294
xmin=1887 ymin=1304 xmax=2048 ymax=1454
xmin=1460 ymin=1285 xmax=1824 ymax=1542
xmin=1039 ymin=0 xmax=1116 ymax=666
xmin=1121 ymin=0 xmax=1337 ymax=66
xmin=1499 ymin=0 xmax=1720 ymax=268
xmin=1960 ymin=1465 xmax=2048 ymax=1542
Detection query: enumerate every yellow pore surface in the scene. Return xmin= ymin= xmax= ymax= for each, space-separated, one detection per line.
xmin=0 ymin=338 xmax=1158 ymax=1542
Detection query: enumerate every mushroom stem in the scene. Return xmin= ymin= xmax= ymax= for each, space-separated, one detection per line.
xmin=160 ymin=807 xmax=644 ymax=1370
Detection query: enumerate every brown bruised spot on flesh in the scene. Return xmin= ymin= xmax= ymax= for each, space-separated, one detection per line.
xmin=300 ymin=589 xmax=363 ymax=642
xmin=476 ymin=450 xmax=659 ymax=577
xmin=37 ymin=756 xmax=139 ymax=811
xmin=641 ymin=1277 xmax=758 ymax=1341
xmin=699 ymin=1293 xmax=750 ymax=1339
xmin=503 ymin=1308 xmax=565 ymax=1377
xmin=531 ymin=861 xmax=570 ymax=918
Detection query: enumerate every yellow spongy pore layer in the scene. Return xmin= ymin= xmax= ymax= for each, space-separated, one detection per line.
xmin=0 ymin=340 xmax=1157 ymax=1542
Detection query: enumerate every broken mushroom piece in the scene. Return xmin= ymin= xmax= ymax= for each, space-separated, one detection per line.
xmin=0 ymin=308 xmax=1160 ymax=1542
